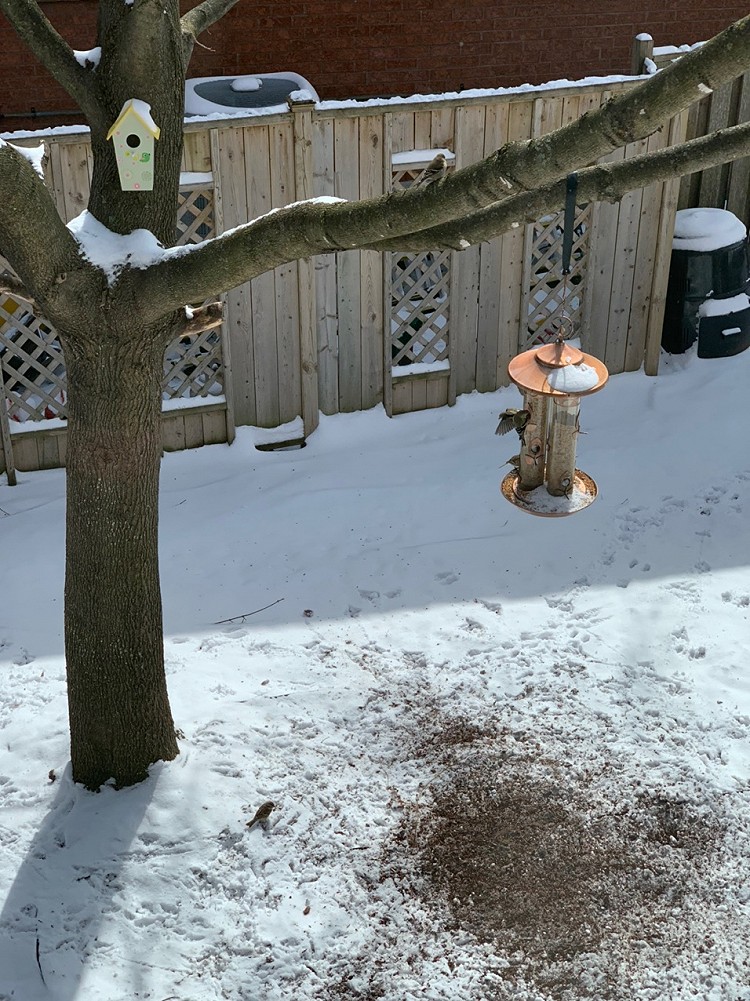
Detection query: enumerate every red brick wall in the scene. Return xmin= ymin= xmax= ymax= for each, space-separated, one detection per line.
xmin=1 ymin=1 xmax=748 ymax=131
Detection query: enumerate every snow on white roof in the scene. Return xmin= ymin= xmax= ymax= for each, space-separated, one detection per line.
xmin=673 ymin=208 xmax=747 ymax=252
xmin=230 ymin=76 xmax=262 ymax=93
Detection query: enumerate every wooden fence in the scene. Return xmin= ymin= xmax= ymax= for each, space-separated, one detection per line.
xmin=1 ymin=76 xmax=689 ymax=474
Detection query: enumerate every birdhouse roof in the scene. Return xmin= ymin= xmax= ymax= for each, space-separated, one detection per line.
xmin=106 ymin=99 xmax=161 ymax=141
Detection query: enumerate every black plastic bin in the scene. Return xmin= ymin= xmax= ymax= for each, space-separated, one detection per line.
xmin=662 ymin=208 xmax=748 ymax=354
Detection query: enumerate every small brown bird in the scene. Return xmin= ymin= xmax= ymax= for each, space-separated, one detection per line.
xmin=505 ymin=454 xmax=521 ymax=469
xmin=417 ymin=153 xmax=448 ymax=187
xmin=246 ymin=800 xmax=275 ymax=831
xmin=495 ymin=408 xmax=531 ymax=439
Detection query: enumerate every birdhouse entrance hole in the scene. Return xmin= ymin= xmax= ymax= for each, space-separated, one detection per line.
xmin=498 ymin=336 xmax=608 ymax=517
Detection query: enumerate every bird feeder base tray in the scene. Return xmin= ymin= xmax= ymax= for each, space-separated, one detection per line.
xmin=501 ymin=469 xmax=598 ymax=517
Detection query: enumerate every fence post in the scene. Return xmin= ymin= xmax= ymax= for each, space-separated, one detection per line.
xmin=630 ymin=33 xmax=654 ymax=75
xmin=0 ymin=375 xmax=17 ymax=486
xmin=290 ymin=94 xmax=320 ymax=437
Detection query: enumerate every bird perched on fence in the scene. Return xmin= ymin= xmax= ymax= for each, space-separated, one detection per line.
xmin=417 ymin=153 xmax=448 ymax=187
xmin=496 ymin=408 xmax=531 ymax=439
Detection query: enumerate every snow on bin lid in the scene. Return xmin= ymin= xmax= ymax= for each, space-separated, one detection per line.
xmin=673 ymin=208 xmax=747 ymax=252
xmin=185 ymin=73 xmax=319 ymax=117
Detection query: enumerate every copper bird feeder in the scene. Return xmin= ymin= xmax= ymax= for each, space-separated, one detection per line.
xmin=500 ymin=334 xmax=608 ymax=516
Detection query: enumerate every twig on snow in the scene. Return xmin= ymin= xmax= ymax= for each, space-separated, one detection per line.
xmin=213 ymin=598 xmax=285 ymax=624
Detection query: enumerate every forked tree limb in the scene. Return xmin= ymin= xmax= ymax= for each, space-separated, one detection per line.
xmin=181 ymin=0 xmax=242 ymax=62
xmin=136 ymin=117 xmax=750 ymax=319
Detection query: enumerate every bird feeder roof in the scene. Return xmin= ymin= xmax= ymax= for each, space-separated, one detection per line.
xmin=106 ymin=99 xmax=161 ymax=141
xmin=508 ymin=340 xmax=608 ymax=397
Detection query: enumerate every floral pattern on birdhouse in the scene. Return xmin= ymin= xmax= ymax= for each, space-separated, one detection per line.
xmin=106 ymin=99 xmax=161 ymax=191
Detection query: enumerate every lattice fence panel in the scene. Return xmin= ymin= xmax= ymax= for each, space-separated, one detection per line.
xmin=163 ymin=183 xmax=225 ymax=401
xmin=390 ymin=157 xmax=453 ymax=368
xmin=0 ymin=183 xmax=225 ymax=428
xmin=177 ymin=184 xmax=215 ymax=245
xmin=521 ymin=203 xmax=592 ymax=350
xmin=0 ymin=292 xmax=67 ymax=422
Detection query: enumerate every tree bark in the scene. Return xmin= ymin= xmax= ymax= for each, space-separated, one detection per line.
xmin=63 ymin=326 xmax=178 ymax=789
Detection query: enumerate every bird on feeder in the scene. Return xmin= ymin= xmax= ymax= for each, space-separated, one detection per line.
xmin=495 ymin=408 xmax=531 ymax=439
xmin=417 ymin=153 xmax=448 ymax=186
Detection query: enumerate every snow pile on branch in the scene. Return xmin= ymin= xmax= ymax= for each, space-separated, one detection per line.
xmin=67 ymin=211 xmax=165 ymax=282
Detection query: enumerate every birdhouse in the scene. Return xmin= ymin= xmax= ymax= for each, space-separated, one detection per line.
xmin=498 ymin=336 xmax=608 ymax=516
xmin=106 ymin=99 xmax=160 ymax=191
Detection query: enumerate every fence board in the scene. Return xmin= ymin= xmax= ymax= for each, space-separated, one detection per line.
xmin=624 ymin=131 xmax=667 ymax=371
xmin=581 ymin=144 xmax=625 ymax=362
xmin=244 ymin=125 xmax=280 ymax=427
xmin=291 ymin=101 xmax=319 ymax=436
xmin=312 ymin=116 xmax=339 ymax=415
xmin=359 ymin=115 xmax=385 ymax=410
xmin=475 ymin=102 xmax=509 ymax=393
xmin=452 ymin=104 xmax=487 ymax=396
xmin=497 ymin=100 xmax=534 ymax=374
xmin=334 ymin=116 xmax=362 ymax=412
xmin=162 ymin=414 xmax=186 ymax=452
xmin=183 ymin=130 xmax=212 ymax=174
xmin=392 ymin=377 xmax=412 ymax=415
xmin=698 ymin=79 xmax=736 ymax=208
xmin=202 ymin=409 xmax=227 ymax=445
xmin=390 ymin=111 xmax=415 ymax=154
xmin=430 ymin=107 xmax=454 ymax=151
xmin=644 ymin=111 xmax=688 ymax=375
xmin=726 ymin=71 xmax=750 ymax=223
xmin=605 ymin=139 xmax=648 ymax=372
xmin=271 ymin=123 xmax=302 ymax=425
xmin=209 ymin=128 xmax=236 ymax=444
xmin=216 ymin=126 xmax=256 ymax=426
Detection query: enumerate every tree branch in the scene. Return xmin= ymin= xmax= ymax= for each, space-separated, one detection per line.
xmin=181 ymin=0 xmax=241 ymax=62
xmin=364 ymin=121 xmax=750 ymax=253
xmin=0 ymin=0 xmax=105 ymax=128
xmin=0 ymin=141 xmax=89 ymax=318
xmin=136 ymin=117 xmax=750 ymax=320
xmin=0 ymin=270 xmax=36 ymax=306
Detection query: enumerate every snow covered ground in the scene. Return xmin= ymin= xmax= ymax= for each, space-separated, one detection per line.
xmin=1 ymin=346 xmax=750 ymax=1000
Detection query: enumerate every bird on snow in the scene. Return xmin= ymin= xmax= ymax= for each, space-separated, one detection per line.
xmin=495 ymin=408 xmax=531 ymax=439
xmin=246 ymin=800 xmax=275 ymax=831
xmin=417 ymin=153 xmax=448 ymax=187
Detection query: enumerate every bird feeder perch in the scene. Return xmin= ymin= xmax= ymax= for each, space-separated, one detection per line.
xmin=106 ymin=99 xmax=161 ymax=191
xmin=500 ymin=336 xmax=608 ymax=516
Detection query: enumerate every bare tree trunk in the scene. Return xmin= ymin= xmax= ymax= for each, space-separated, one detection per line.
xmin=63 ymin=328 xmax=178 ymax=789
